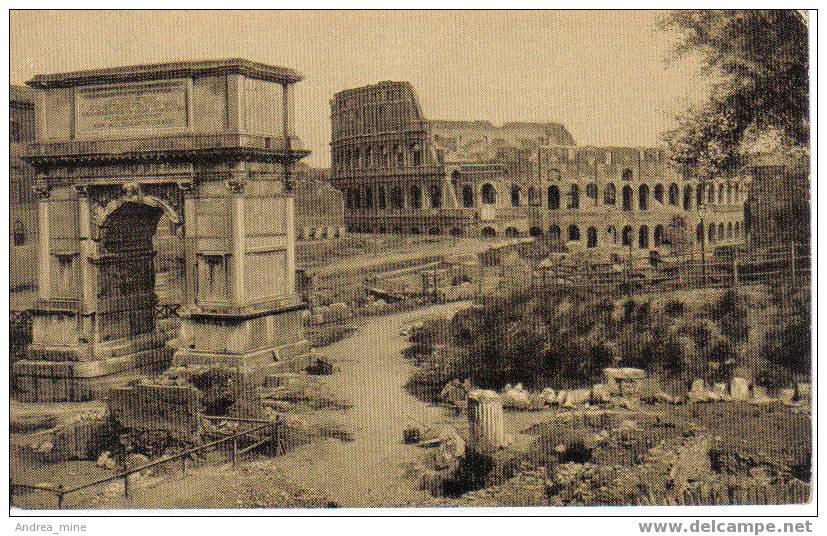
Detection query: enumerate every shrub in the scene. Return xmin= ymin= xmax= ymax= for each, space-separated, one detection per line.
xmin=441 ymin=450 xmax=495 ymax=497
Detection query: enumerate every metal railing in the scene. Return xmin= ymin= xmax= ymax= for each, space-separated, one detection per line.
xmin=529 ymin=242 xmax=810 ymax=296
xmin=11 ymin=416 xmax=281 ymax=509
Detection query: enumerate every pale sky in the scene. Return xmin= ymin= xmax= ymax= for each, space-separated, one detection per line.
xmin=10 ymin=10 xmax=711 ymax=167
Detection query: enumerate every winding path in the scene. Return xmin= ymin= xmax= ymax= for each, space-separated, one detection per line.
xmin=271 ymin=301 xmax=472 ymax=507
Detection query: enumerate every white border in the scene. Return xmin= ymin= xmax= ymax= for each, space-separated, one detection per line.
xmin=2 ymin=3 xmax=819 ymax=529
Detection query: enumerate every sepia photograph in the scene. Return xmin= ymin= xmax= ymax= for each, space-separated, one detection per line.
xmin=6 ymin=7 xmax=815 ymax=520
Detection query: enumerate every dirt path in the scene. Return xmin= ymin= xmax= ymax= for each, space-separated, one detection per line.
xmin=270 ymin=301 xmax=473 ymax=507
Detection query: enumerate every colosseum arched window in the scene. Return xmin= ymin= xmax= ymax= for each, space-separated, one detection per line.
xmin=412 ymin=144 xmax=422 ymax=167
xmin=669 ymin=183 xmax=679 ymax=206
xmin=718 ymin=183 xmax=724 ymax=204
xmin=377 ymin=186 xmax=387 ymax=209
xmin=586 ymin=183 xmax=598 ymax=206
xmin=548 ymin=185 xmax=560 ymax=209
xmin=622 ymin=185 xmax=633 ymax=211
xmin=391 ymin=186 xmax=404 ymax=209
xmin=639 ymin=226 xmax=650 ymax=249
xmin=587 ymin=227 xmax=598 ymax=248
xmin=364 ymin=187 xmax=373 ymax=209
xmin=429 ymin=184 xmax=442 ymax=208
xmin=481 ymin=183 xmax=497 ymax=205
xmin=654 ymin=225 xmax=665 ymax=246
xmin=549 ymin=225 xmax=561 ymax=241
xmin=639 ymin=184 xmax=650 ymax=210
xmin=568 ymin=225 xmax=580 ymax=241
xmin=622 ymin=226 xmax=634 ymax=246
xmin=727 ymin=221 xmax=733 ymax=238
xmin=604 ymin=183 xmax=616 ymax=205
xmin=696 ymin=223 xmax=705 ymax=242
xmin=718 ymin=223 xmax=725 ymax=240
xmin=481 ymin=227 xmax=497 ymax=238
xmin=462 ymin=185 xmax=475 ymax=207
xmin=505 ymin=227 xmax=520 ymax=238
xmin=511 ymin=185 xmax=521 ymax=207
xmin=654 ymin=184 xmax=664 ymax=204
xmin=396 ymin=145 xmax=404 ymax=167
xmin=567 ymin=184 xmax=580 ymax=209
xmin=707 ymin=183 xmax=714 ymax=204
xmin=683 ymin=185 xmax=693 ymax=210
xmin=708 ymin=223 xmax=715 ymax=242
xmin=410 ymin=185 xmax=422 ymax=208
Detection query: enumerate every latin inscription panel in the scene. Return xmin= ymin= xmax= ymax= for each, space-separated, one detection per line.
xmin=76 ymin=80 xmax=189 ymax=135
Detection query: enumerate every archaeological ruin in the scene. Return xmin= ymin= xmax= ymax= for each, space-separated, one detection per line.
xmin=13 ymin=59 xmax=312 ymax=402
xmin=329 ymin=81 xmax=748 ymax=259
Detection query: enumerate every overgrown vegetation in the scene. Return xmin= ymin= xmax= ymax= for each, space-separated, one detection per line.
xmin=405 ymin=286 xmax=807 ymax=391
xmin=756 ymin=282 xmax=811 ymax=387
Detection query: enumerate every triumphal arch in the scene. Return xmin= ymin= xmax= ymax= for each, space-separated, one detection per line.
xmin=14 ymin=59 xmax=311 ymax=401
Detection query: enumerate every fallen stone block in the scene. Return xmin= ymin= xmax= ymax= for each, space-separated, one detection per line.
xmin=751 ymin=384 xmax=770 ymax=400
xmin=502 ymin=387 xmax=532 ymax=410
xmin=604 ymin=367 xmax=647 ymax=395
xmin=796 ymin=383 xmax=811 ymax=401
xmin=563 ymin=388 xmax=591 ymax=408
xmin=778 ymin=388 xmax=796 ymax=403
xmin=687 ymin=379 xmax=710 ymax=402
xmin=730 ymin=377 xmax=751 ymax=401
xmin=539 ymin=387 xmax=557 ymax=406
xmin=616 ymin=397 xmax=641 ymax=410
xmin=591 ymin=383 xmax=611 ymax=403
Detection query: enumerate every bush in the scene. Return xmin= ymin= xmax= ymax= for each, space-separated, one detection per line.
xmin=441 ymin=450 xmax=495 ymax=497
xmin=762 ymin=283 xmax=811 ymax=377
xmin=405 ymin=284 xmax=806 ymax=391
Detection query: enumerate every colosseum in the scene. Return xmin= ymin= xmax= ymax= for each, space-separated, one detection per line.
xmin=330 ymin=81 xmax=747 ymax=257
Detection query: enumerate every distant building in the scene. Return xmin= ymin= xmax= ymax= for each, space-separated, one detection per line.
xmin=293 ymin=165 xmax=345 ymax=240
xmin=10 ymin=85 xmax=38 ymax=289
xmin=743 ymin=152 xmax=810 ymax=247
xmin=535 ymin=145 xmax=748 ymax=257
xmin=329 ymin=81 xmax=574 ymax=237
xmin=329 ymin=81 xmax=747 ymax=256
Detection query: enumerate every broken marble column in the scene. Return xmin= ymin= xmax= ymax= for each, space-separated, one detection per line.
xmin=467 ymin=389 xmax=505 ymax=455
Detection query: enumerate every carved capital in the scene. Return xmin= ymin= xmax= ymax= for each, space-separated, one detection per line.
xmin=73 ymin=184 xmax=90 ymax=198
xmin=33 ymin=183 xmax=51 ymax=200
xmin=225 ymin=180 xmax=246 ymax=194
xmin=177 ymin=180 xmax=194 ymax=192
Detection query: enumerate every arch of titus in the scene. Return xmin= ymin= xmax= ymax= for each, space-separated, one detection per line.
xmin=14 ymin=59 xmax=311 ymax=401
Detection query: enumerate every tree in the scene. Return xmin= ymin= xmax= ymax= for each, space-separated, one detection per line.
xmin=661 ymin=10 xmax=809 ymax=177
